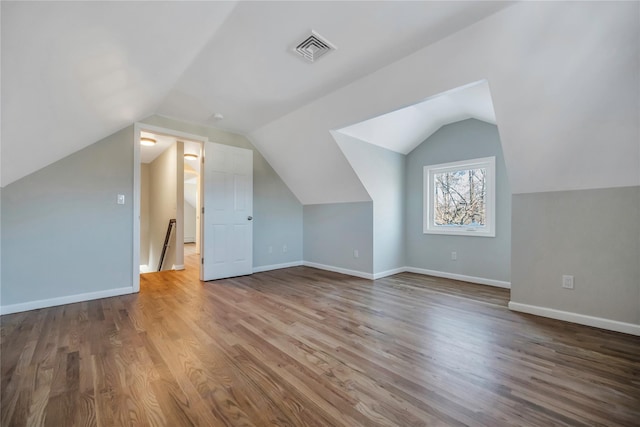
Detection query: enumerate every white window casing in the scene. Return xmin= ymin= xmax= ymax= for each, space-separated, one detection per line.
xmin=423 ymin=156 xmax=496 ymax=237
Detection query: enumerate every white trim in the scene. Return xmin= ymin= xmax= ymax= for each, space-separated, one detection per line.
xmin=303 ymin=261 xmax=374 ymax=280
xmin=372 ymin=267 xmax=406 ymax=279
xmin=296 ymin=263 xmax=510 ymax=286
xmin=423 ymin=156 xmax=496 ymax=237
xmin=136 ymin=122 xmax=210 ymax=144
xmin=253 ymin=261 xmax=303 ymax=273
xmin=0 ymin=287 xmax=134 ymax=316
xmin=173 ymin=264 xmax=185 ymax=271
xmin=184 ymin=238 xmax=196 ymax=243
xmin=405 ymin=266 xmax=511 ymax=288
xmin=508 ymin=302 xmax=640 ymax=336
xmin=133 ymin=124 xmax=141 ymax=293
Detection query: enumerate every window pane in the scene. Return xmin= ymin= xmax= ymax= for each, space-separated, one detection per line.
xmin=433 ymin=167 xmax=486 ymax=227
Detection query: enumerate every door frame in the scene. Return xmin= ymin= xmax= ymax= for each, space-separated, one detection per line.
xmin=132 ymin=122 xmax=208 ymax=292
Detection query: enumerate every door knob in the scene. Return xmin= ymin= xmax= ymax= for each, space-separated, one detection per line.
xmin=247 ymin=216 xmax=253 ymax=221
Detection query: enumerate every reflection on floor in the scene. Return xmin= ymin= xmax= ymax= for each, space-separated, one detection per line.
xmin=139 ymin=242 xmax=198 ymax=274
xmin=184 ymin=242 xmax=197 ymax=257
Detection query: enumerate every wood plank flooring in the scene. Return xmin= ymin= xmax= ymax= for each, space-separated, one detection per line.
xmin=2 ymin=254 xmax=640 ymax=426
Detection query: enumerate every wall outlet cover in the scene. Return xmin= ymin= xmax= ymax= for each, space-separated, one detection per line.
xmin=562 ymin=275 xmax=574 ymax=289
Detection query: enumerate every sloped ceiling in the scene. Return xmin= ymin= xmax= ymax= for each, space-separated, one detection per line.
xmin=1 ymin=1 xmax=236 ymax=186
xmin=1 ymin=0 xmax=511 ymax=187
xmin=2 ymin=1 xmax=638 ymax=205
xmin=250 ymin=1 xmax=639 ymax=203
xmin=336 ymin=80 xmax=496 ymax=155
xmin=156 ymin=1 xmax=510 ymax=134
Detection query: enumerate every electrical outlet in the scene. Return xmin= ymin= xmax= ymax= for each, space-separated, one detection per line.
xmin=268 ymin=246 xmax=273 ymax=254
xmin=282 ymin=245 xmax=287 ymax=253
xmin=451 ymin=251 xmax=457 ymax=261
xmin=562 ymin=275 xmax=574 ymax=289
xmin=353 ymin=249 xmax=359 ymax=259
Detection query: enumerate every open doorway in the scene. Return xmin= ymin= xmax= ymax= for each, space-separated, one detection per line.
xmin=134 ymin=124 xmax=205 ymax=290
xmin=132 ymin=123 xmax=254 ymax=292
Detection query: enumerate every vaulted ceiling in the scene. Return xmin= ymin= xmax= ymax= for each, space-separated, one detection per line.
xmin=2 ymin=1 xmax=638 ymax=205
xmin=0 ymin=1 xmax=510 ymax=188
xmin=336 ymin=80 xmax=496 ymax=155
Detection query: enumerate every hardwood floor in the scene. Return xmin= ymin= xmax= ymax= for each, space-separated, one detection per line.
xmin=2 ymin=255 xmax=640 ymax=426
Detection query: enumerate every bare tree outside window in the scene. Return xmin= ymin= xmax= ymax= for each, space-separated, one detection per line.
xmin=423 ymin=157 xmax=495 ymax=237
xmin=434 ymin=168 xmax=486 ymax=227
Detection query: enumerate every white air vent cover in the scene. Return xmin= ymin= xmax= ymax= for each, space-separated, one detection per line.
xmin=293 ymin=31 xmax=336 ymax=63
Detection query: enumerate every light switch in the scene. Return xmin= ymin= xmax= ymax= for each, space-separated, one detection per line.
xmin=117 ymin=194 xmax=125 ymax=205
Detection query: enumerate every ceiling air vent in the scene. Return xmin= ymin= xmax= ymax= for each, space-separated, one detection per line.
xmin=293 ymin=31 xmax=336 ymax=63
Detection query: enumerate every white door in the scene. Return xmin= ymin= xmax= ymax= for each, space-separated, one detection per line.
xmin=201 ymin=142 xmax=253 ymax=281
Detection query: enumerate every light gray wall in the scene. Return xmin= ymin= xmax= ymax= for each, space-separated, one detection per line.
xmin=0 ymin=187 xmax=3 ymax=307
xmin=512 ymin=186 xmax=640 ymax=324
xmin=140 ymin=163 xmax=150 ymax=266
xmin=405 ymin=119 xmax=511 ymax=282
xmin=175 ymin=141 xmax=184 ymax=268
xmin=141 ymin=115 xmax=303 ymax=268
xmin=148 ymin=143 xmax=178 ymax=272
xmin=1 ymin=126 xmax=134 ymax=306
xmin=303 ymin=202 xmax=373 ymax=274
xmin=184 ymin=198 xmax=197 ymax=243
xmin=334 ymin=132 xmax=404 ymax=274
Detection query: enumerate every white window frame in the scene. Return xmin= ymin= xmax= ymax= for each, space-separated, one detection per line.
xmin=423 ymin=156 xmax=496 ymax=237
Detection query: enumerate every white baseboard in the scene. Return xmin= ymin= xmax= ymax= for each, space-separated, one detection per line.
xmin=373 ymin=267 xmax=406 ymax=280
xmin=302 ymin=261 xmax=374 ymax=280
xmin=296 ymin=263 xmax=510 ymax=286
xmin=184 ymin=238 xmax=195 ymax=243
xmin=405 ymin=267 xmax=511 ymax=289
xmin=0 ymin=287 xmax=134 ymax=316
xmin=508 ymin=302 xmax=640 ymax=336
xmin=253 ymin=261 xmax=303 ymax=273
xmin=173 ymin=264 xmax=185 ymax=271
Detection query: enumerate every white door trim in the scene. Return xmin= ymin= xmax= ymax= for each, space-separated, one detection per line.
xmin=132 ymin=123 xmax=208 ymax=292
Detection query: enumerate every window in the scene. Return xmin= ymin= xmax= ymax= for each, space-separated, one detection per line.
xmin=423 ymin=157 xmax=495 ymax=237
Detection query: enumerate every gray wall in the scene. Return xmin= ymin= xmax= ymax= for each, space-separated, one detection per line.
xmin=334 ymin=132 xmax=405 ymax=274
xmin=512 ymin=186 xmax=640 ymax=324
xmin=147 ymin=143 xmax=179 ymax=272
xmin=0 ymin=187 xmax=3 ymax=307
xmin=141 ymin=115 xmax=303 ymax=268
xmin=140 ymin=163 xmax=150 ymax=265
xmin=303 ymin=202 xmax=374 ymax=274
xmin=184 ymin=199 xmax=197 ymax=243
xmin=1 ymin=126 xmax=134 ymax=306
xmin=405 ymin=119 xmax=511 ymax=282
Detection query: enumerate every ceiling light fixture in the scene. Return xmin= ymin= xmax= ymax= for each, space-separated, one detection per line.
xmin=184 ymin=153 xmax=198 ymax=160
xmin=140 ymin=137 xmax=157 ymax=146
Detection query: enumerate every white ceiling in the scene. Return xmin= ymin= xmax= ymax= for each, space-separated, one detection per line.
xmin=2 ymin=1 xmax=638 ymax=204
xmin=1 ymin=1 xmax=235 ymax=186
xmin=156 ymin=1 xmax=511 ymax=134
xmin=139 ymin=132 xmax=174 ymax=164
xmin=140 ymin=132 xmax=201 ymax=177
xmin=1 ymin=0 xmax=511 ymax=187
xmin=336 ymin=80 xmax=496 ymax=155
xmin=140 ymin=131 xmax=201 ymax=167
xmin=250 ymin=1 xmax=639 ymax=203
